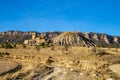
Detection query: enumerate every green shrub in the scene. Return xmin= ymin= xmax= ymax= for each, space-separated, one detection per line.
xmin=39 ymin=42 xmax=53 ymax=48
xmin=1 ymin=42 xmax=13 ymax=49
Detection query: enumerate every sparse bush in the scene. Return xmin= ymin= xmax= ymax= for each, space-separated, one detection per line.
xmin=103 ymin=54 xmax=120 ymax=64
xmin=40 ymin=42 xmax=45 ymax=47
xmin=12 ymin=43 xmax=17 ymax=48
xmin=64 ymin=45 xmax=69 ymax=51
xmin=64 ymin=45 xmax=69 ymax=54
xmin=48 ymin=43 xmax=53 ymax=47
xmin=39 ymin=42 xmax=47 ymax=48
xmin=36 ymin=45 xmax=40 ymax=51
xmin=1 ymin=42 xmax=13 ymax=49
xmin=0 ymin=52 xmax=10 ymax=57
xmin=97 ymin=51 xmax=109 ymax=57
xmin=91 ymin=47 xmax=97 ymax=52
xmin=92 ymin=48 xmax=109 ymax=56
xmin=46 ymin=56 xmax=54 ymax=65
xmin=0 ymin=44 xmax=2 ymax=48
xmin=51 ymin=47 xmax=54 ymax=50
xmin=22 ymin=44 xmax=26 ymax=48
xmin=114 ymin=48 xmax=118 ymax=52
xmin=39 ymin=42 xmax=53 ymax=48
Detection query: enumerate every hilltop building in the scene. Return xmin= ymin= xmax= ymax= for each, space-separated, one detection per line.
xmin=24 ymin=33 xmax=46 ymax=45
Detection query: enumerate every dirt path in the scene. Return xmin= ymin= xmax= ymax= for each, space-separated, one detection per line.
xmin=42 ymin=67 xmax=67 ymax=80
xmin=41 ymin=66 xmax=93 ymax=80
xmin=109 ymin=64 xmax=120 ymax=76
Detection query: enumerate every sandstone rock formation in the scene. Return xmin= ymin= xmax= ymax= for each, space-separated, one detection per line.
xmin=0 ymin=31 xmax=120 ymax=47
xmin=53 ymin=32 xmax=96 ymax=47
xmin=83 ymin=32 xmax=120 ymax=47
xmin=24 ymin=33 xmax=46 ymax=45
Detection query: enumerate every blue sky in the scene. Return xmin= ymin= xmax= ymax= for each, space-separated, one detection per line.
xmin=0 ymin=0 xmax=120 ymax=35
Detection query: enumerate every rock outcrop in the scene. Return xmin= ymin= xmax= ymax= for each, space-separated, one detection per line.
xmin=53 ymin=32 xmax=96 ymax=47
xmin=0 ymin=31 xmax=120 ymax=47
xmin=83 ymin=32 xmax=120 ymax=47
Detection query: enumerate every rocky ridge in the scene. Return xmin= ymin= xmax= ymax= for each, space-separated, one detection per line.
xmin=0 ymin=30 xmax=120 ymax=47
xmin=53 ymin=32 xmax=96 ymax=47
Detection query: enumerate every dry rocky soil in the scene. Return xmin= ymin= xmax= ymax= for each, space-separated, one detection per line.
xmin=0 ymin=46 xmax=120 ymax=80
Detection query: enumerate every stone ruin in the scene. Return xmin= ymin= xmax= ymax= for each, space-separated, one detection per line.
xmin=24 ymin=33 xmax=46 ymax=45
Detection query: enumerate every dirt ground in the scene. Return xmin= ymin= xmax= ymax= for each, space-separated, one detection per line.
xmin=109 ymin=64 xmax=120 ymax=76
xmin=0 ymin=46 xmax=120 ymax=80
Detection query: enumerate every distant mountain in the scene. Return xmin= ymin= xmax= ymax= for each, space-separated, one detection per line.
xmin=0 ymin=30 xmax=60 ymax=44
xmin=0 ymin=30 xmax=120 ymax=47
xmin=83 ymin=32 xmax=120 ymax=47
xmin=0 ymin=30 xmax=35 ymax=43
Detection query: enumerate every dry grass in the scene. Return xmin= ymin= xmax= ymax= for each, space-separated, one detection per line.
xmin=109 ymin=64 xmax=120 ymax=76
xmin=0 ymin=46 xmax=120 ymax=80
xmin=0 ymin=61 xmax=19 ymax=76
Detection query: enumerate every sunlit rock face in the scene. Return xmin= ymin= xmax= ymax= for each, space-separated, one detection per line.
xmin=113 ymin=36 xmax=120 ymax=44
xmin=53 ymin=32 xmax=96 ymax=47
xmin=0 ymin=31 xmax=120 ymax=47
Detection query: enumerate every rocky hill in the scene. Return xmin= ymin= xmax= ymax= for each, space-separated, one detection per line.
xmin=53 ymin=32 xmax=96 ymax=47
xmin=0 ymin=30 xmax=120 ymax=47
xmin=0 ymin=31 xmax=34 ymax=43
xmin=83 ymin=32 xmax=120 ymax=47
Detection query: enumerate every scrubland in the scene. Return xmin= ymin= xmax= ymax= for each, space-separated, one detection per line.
xmin=0 ymin=46 xmax=120 ymax=80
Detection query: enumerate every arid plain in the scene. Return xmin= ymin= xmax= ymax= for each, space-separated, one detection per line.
xmin=0 ymin=46 xmax=120 ymax=80
xmin=0 ymin=32 xmax=120 ymax=80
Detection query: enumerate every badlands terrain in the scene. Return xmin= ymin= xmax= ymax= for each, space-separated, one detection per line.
xmin=0 ymin=31 xmax=120 ymax=80
xmin=0 ymin=46 xmax=120 ymax=80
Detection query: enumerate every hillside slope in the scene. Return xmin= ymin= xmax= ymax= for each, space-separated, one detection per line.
xmin=0 ymin=30 xmax=120 ymax=47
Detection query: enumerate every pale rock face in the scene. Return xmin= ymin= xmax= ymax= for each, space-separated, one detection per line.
xmin=32 ymin=33 xmax=37 ymax=39
xmin=101 ymin=34 xmax=110 ymax=44
xmin=106 ymin=78 xmax=115 ymax=80
xmin=0 ymin=31 xmax=120 ymax=46
xmin=53 ymin=32 xmax=96 ymax=47
xmin=23 ymin=32 xmax=46 ymax=45
xmin=84 ymin=33 xmax=90 ymax=39
xmin=24 ymin=40 xmax=29 ymax=44
xmin=113 ymin=36 xmax=119 ymax=43
xmin=93 ymin=34 xmax=99 ymax=41
xmin=1 ymin=32 xmax=5 ymax=35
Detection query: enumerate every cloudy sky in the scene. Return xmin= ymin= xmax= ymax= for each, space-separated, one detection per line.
xmin=0 ymin=0 xmax=120 ymax=35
